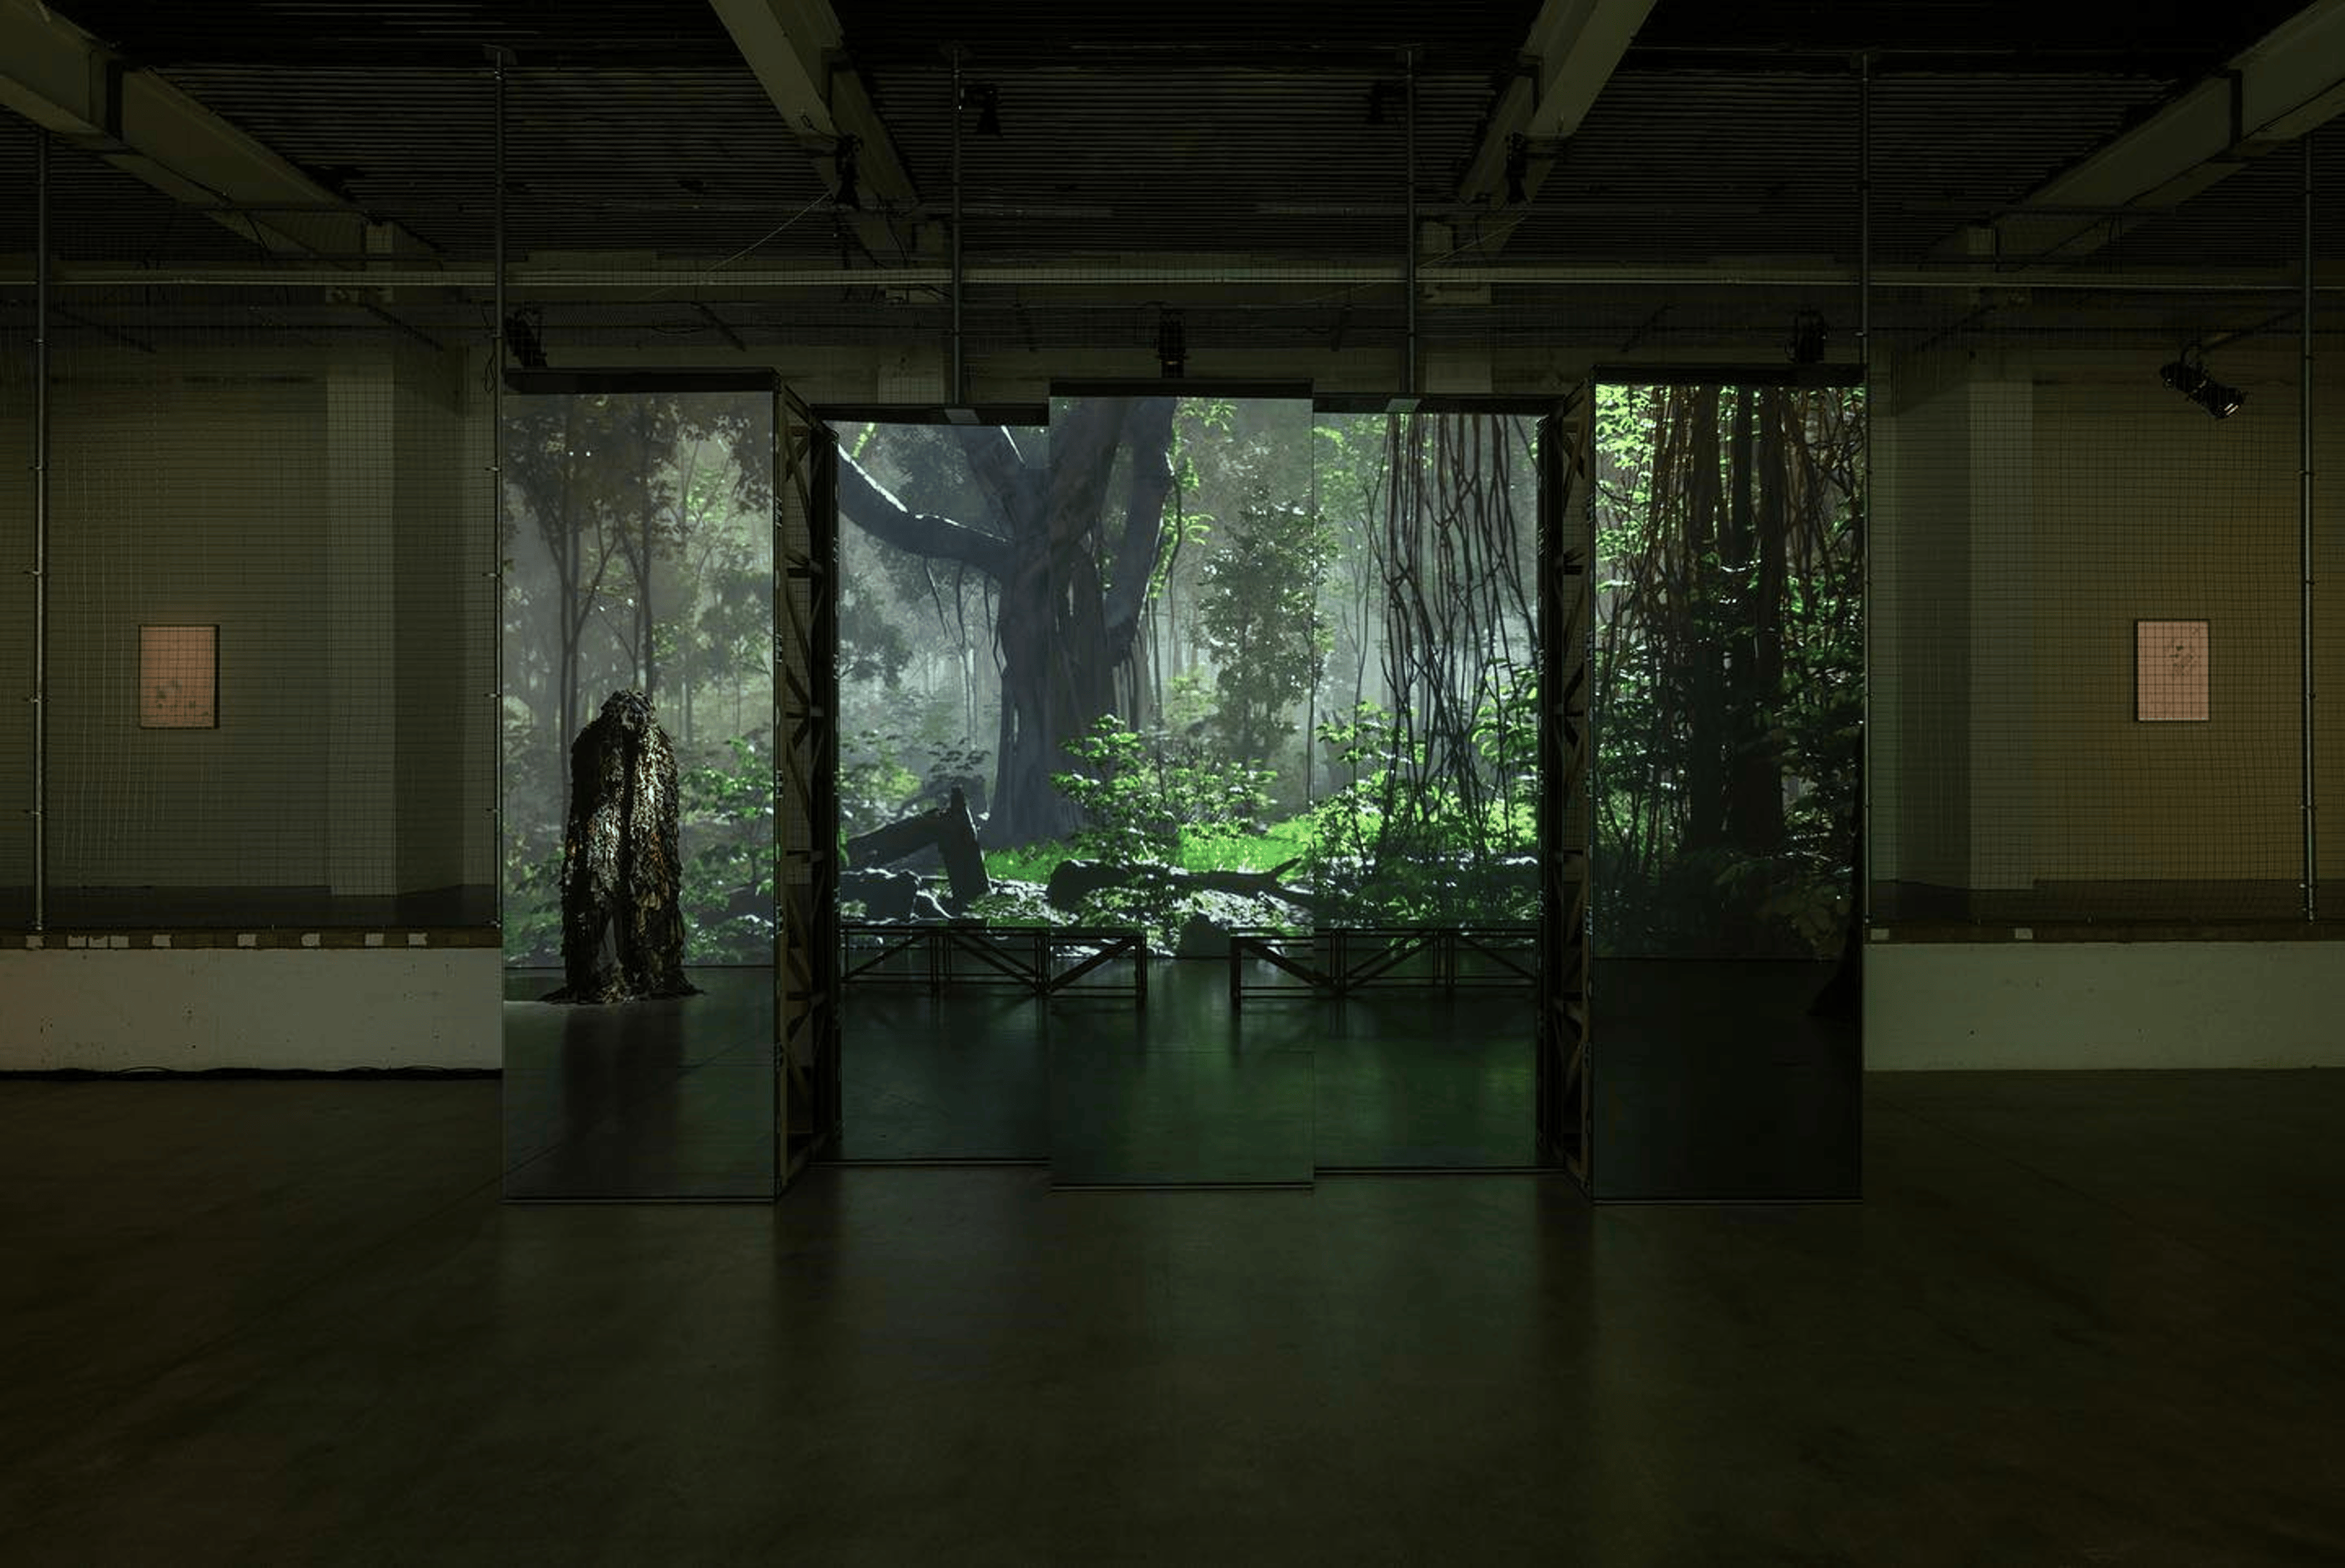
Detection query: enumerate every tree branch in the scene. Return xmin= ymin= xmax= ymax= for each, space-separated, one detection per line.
xmin=950 ymin=425 xmax=1041 ymax=525
xmin=836 ymin=451 xmax=1011 ymax=582
xmin=1104 ymin=396 xmax=1176 ymax=660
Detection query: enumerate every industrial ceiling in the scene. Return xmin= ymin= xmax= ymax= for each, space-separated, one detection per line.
xmin=1 ymin=0 xmax=2338 ymax=374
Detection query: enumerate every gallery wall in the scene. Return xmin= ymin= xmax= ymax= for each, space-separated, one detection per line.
xmin=3 ymin=317 xmax=2343 ymax=1069
xmin=16 ymin=339 xmax=493 ymax=918
xmin=1871 ymin=330 xmax=2345 ymax=921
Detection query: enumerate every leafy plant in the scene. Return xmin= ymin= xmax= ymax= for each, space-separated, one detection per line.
xmin=1055 ymin=715 xmax=1275 ymax=868
xmin=1196 ymin=492 xmax=1334 ymax=762
xmin=678 ymin=734 xmax=775 ymax=964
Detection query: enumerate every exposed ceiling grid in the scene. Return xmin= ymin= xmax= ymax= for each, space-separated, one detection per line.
xmin=0 ymin=0 xmax=2334 ymax=363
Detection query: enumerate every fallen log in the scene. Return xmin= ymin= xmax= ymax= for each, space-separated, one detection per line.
xmin=845 ymin=786 xmax=991 ymax=906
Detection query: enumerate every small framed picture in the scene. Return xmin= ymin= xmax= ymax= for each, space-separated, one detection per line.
xmin=141 ymin=625 xmax=218 ymax=728
xmin=2135 ymin=620 xmax=2208 ymax=723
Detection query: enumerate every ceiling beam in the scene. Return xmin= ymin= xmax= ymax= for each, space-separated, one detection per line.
xmin=0 ymin=0 xmax=432 ymax=262
xmin=1962 ymin=0 xmax=2345 ymax=264
xmin=1453 ymin=0 xmax=1659 ymax=226
xmin=706 ymin=0 xmax=928 ymax=258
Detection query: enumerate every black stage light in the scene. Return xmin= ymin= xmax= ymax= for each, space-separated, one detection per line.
xmin=1787 ymin=310 xmax=1828 ymax=365
xmin=2196 ymin=378 xmax=2245 ymax=419
xmin=1504 ymin=134 xmax=1529 ymax=206
xmin=1156 ymin=310 xmax=1186 ymax=380
xmin=503 ymin=308 xmax=547 ymax=369
xmin=964 ymin=82 xmax=1001 ymax=136
xmin=2160 ymin=348 xmax=2243 ymax=419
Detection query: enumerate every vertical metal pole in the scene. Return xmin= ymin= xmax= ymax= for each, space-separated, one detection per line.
xmin=2302 ymin=129 xmax=2318 ymax=921
xmin=32 ymin=131 xmax=50 ymax=933
xmin=1858 ymin=56 xmax=1872 ymax=382
xmin=951 ymin=48 xmax=965 ymax=407
xmin=1858 ymin=53 xmax=1872 ymax=930
xmin=1403 ymin=48 xmax=1418 ymax=399
xmin=491 ymin=49 xmax=508 ymax=929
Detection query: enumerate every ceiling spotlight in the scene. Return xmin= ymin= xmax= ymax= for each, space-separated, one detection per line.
xmin=1367 ymin=81 xmax=1395 ymax=125
xmin=502 ymin=307 xmax=546 ymax=369
xmin=2159 ymin=347 xmax=2244 ymax=420
xmin=1504 ymin=134 xmax=1529 ymax=207
xmin=1787 ymin=310 xmax=1828 ymax=366
xmin=1156 ymin=310 xmax=1186 ymax=380
xmin=961 ymin=82 xmax=1001 ymax=136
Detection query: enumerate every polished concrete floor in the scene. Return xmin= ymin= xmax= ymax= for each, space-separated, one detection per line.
xmin=508 ymin=957 xmax=1850 ymax=1194
xmin=505 ymin=961 xmax=1544 ymax=1191
xmin=6 ymin=1070 xmax=2344 ymax=1564
xmin=503 ymin=967 xmax=774 ymax=1200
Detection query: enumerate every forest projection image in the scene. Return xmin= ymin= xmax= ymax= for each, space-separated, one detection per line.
xmin=500 ymin=386 xmax=1863 ymax=969
xmin=1590 ymin=382 xmax=1864 ymax=960
xmin=502 ymin=389 xmax=777 ymax=969
xmin=836 ymin=398 xmax=1544 ymax=952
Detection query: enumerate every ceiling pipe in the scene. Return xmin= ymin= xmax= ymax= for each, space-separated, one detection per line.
xmin=1402 ymin=47 xmax=1418 ymax=408
xmin=14 ymin=264 xmax=2340 ymax=294
xmin=490 ymin=45 xmax=510 ymax=932
xmin=32 ymin=128 xmax=49 ymax=935
xmin=2301 ymin=129 xmax=2318 ymax=921
xmin=950 ymin=45 xmax=965 ymax=409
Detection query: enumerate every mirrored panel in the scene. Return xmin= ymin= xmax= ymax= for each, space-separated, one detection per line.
xmin=1587 ymin=378 xmax=1864 ymax=1199
xmin=500 ymin=385 xmax=776 ymax=1199
xmin=832 ymin=397 xmax=1539 ymax=1179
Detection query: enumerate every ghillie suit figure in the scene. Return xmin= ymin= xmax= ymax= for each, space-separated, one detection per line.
xmin=550 ymin=689 xmax=697 ymax=1002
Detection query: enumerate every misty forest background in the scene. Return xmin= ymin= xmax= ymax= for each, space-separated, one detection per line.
xmin=499 ymin=390 xmax=1861 ymax=967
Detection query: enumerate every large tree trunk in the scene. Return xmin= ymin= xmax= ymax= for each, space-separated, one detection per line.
xmin=837 ymin=398 xmax=1176 ymax=848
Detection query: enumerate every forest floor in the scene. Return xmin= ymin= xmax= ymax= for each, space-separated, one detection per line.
xmin=981 ymin=818 xmax=1315 ymax=884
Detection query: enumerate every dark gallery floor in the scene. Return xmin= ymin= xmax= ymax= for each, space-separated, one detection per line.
xmin=503 ymin=959 xmax=1552 ymax=1194
xmin=7 ymin=1047 xmax=2345 ymax=1562
xmin=503 ymin=956 xmax=1856 ymax=1197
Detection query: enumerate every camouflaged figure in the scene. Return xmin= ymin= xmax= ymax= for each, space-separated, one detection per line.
xmin=554 ymin=689 xmax=695 ymax=1002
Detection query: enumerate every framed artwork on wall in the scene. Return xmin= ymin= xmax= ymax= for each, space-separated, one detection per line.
xmin=141 ymin=624 xmax=218 ymax=728
xmin=2135 ymin=619 xmax=2209 ymax=723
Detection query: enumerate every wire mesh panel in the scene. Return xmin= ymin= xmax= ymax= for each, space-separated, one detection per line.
xmin=0 ymin=269 xmax=31 ymax=927
xmin=1871 ymin=288 xmax=2313 ymax=927
xmin=2319 ymin=294 xmax=2345 ymax=914
xmin=37 ymin=281 xmax=492 ymax=931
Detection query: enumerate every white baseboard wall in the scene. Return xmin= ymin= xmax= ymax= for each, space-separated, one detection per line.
xmin=0 ymin=948 xmax=501 ymax=1072
xmin=1865 ymin=940 xmax=2345 ymax=1070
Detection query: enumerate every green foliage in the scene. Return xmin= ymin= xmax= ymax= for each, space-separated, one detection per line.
xmin=1296 ymin=698 xmax=1540 ymax=927
xmin=499 ymin=731 xmax=776 ymax=969
xmin=983 ymin=818 xmax=1311 ymax=888
xmin=1588 ymin=382 xmax=1864 ymax=958
xmin=677 ymin=735 xmax=775 ymax=965
xmin=839 ymin=725 xmax=990 ymax=839
xmin=1196 ymin=492 xmax=1334 ymax=761
xmin=1162 ymin=669 xmax=1216 ymax=736
xmin=1055 ymin=715 xmax=1274 ymax=868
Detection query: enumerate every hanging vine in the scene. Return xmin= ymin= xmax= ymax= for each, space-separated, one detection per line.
xmin=1318 ymin=412 xmax=1540 ymax=920
xmin=1590 ymin=383 xmax=1864 ymax=958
